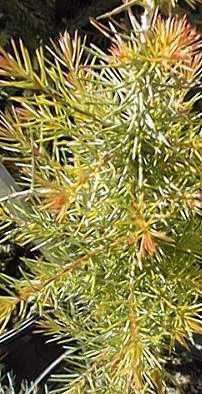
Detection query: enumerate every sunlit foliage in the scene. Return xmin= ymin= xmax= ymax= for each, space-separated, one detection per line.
xmin=0 ymin=2 xmax=201 ymax=392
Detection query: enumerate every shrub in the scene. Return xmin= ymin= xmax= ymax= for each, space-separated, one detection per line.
xmin=0 ymin=1 xmax=201 ymax=392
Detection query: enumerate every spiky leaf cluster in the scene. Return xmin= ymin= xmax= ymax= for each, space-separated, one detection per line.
xmin=0 ymin=6 xmax=201 ymax=393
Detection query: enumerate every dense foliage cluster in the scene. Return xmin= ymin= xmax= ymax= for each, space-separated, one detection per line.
xmin=0 ymin=1 xmax=201 ymax=393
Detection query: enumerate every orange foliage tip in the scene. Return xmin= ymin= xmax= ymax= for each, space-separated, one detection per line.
xmin=109 ymin=14 xmax=202 ymax=79
xmin=44 ymin=194 xmax=67 ymax=212
xmin=145 ymin=15 xmax=202 ymax=73
xmin=139 ymin=232 xmax=156 ymax=257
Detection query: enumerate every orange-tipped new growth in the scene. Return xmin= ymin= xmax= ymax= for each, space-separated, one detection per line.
xmin=109 ymin=14 xmax=202 ymax=81
xmin=145 ymin=15 xmax=202 ymax=78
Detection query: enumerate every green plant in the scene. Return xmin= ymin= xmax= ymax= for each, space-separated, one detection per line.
xmin=0 ymin=0 xmax=201 ymax=392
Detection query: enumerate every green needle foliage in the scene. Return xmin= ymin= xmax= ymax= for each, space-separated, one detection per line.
xmin=0 ymin=1 xmax=202 ymax=392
